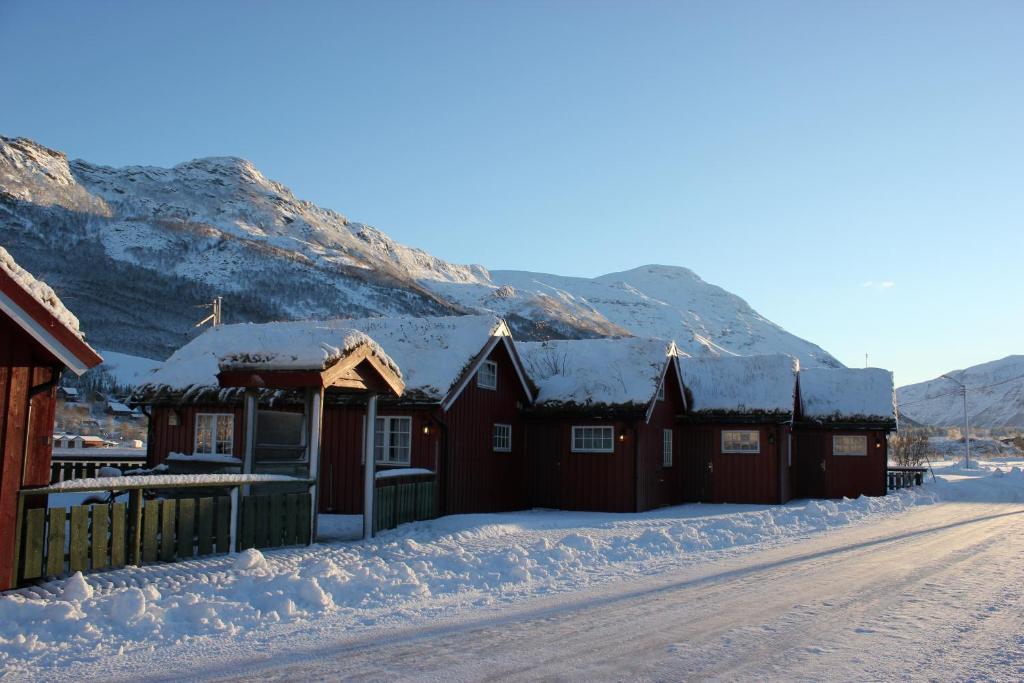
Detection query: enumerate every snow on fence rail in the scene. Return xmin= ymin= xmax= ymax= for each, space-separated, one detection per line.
xmin=10 ymin=475 xmax=313 ymax=590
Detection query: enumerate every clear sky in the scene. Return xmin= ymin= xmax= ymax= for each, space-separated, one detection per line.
xmin=1 ymin=1 xmax=1021 ymax=385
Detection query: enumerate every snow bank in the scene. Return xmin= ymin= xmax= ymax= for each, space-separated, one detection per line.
xmin=0 ymin=245 xmax=83 ymax=339
xmin=0 ymin=472 xmax=976 ymax=676
xmin=519 ymin=337 xmax=674 ymax=407
xmin=800 ymin=367 xmax=895 ymax=422
xmin=138 ymin=320 xmax=400 ymax=399
xmin=678 ymin=354 xmax=798 ymax=415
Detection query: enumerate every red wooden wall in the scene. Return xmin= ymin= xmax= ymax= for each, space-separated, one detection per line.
xmin=147 ymin=403 xmax=246 ymax=467
xmin=792 ymin=428 xmax=887 ymax=499
xmin=0 ymin=317 xmax=61 ymax=588
xmin=678 ymin=422 xmax=787 ymax=505
xmin=636 ymin=362 xmax=686 ymax=511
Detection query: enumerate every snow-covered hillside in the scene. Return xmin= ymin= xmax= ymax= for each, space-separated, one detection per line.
xmin=897 ymin=355 xmax=1024 ymax=429
xmin=0 ymin=135 xmax=840 ymax=367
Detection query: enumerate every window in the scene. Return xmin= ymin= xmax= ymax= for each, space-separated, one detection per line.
xmin=375 ymin=416 xmax=412 ymax=465
xmin=493 ymin=423 xmax=512 ymax=452
xmin=571 ymin=426 xmax=614 ymax=453
xmin=833 ymin=434 xmax=868 ymax=456
xmin=255 ymin=410 xmax=306 ymax=462
xmin=722 ymin=429 xmax=760 ymax=454
xmin=657 ymin=382 xmax=665 ymax=401
xmin=662 ymin=429 xmax=673 ymax=467
xmin=195 ymin=413 xmax=234 ymax=456
xmin=477 ymin=360 xmax=498 ymax=390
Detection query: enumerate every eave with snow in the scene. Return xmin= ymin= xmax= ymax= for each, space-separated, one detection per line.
xmin=676 ymin=354 xmax=800 ymax=423
xmin=796 ymin=367 xmax=897 ymax=430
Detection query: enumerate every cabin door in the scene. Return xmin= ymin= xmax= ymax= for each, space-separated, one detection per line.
xmin=793 ymin=432 xmax=825 ymax=498
xmin=528 ymin=421 xmax=562 ymax=508
xmin=681 ymin=428 xmax=714 ymax=502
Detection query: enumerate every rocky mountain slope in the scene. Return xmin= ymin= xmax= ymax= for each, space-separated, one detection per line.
xmin=897 ymin=355 xmax=1024 ymax=429
xmin=0 ymin=135 xmax=841 ymax=367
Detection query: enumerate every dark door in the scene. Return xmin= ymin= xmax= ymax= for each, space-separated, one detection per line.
xmin=793 ymin=432 xmax=825 ymax=498
xmin=528 ymin=421 xmax=562 ymax=508
xmin=681 ymin=428 xmax=714 ymax=502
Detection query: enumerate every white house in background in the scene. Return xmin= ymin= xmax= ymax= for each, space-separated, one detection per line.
xmin=106 ymin=400 xmax=134 ymax=417
xmin=57 ymin=386 xmax=79 ymax=402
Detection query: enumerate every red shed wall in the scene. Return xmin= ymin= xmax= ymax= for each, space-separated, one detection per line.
xmin=678 ymin=422 xmax=786 ymax=505
xmin=636 ymin=363 xmax=686 ymax=511
xmin=0 ymin=317 xmax=62 ymax=588
xmin=147 ymin=403 xmax=246 ymax=467
xmin=793 ymin=428 xmax=888 ymax=499
xmin=525 ymin=417 xmax=637 ymax=512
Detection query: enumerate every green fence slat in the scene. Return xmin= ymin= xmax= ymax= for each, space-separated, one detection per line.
xmin=143 ymin=500 xmax=160 ymax=563
xmin=160 ymin=500 xmax=176 ymax=562
xmin=284 ymin=493 xmax=299 ymax=546
xmin=110 ymin=503 xmax=127 ymax=568
xmin=21 ymin=508 xmax=46 ymax=580
xmin=255 ymin=495 xmax=271 ymax=548
xmin=268 ymin=494 xmax=284 ymax=548
xmin=216 ymin=496 xmax=230 ymax=554
xmin=69 ymin=506 xmax=90 ymax=572
xmin=85 ymin=463 xmax=97 ymax=479
xmin=62 ymin=462 xmax=72 ymax=482
xmin=296 ymin=493 xmax=311 ymax=545
xmin=46 ymin=507 xmax=67 ymax=577
xmin=91 ymin=504 xmax=110 ymax=570
xmin=240 ymin=496 xmax=256 ymax=550
xmin=177 ymin=499 xmax=195 ymax=559
xmin=197 ymin=498 xmax=214 ymax=556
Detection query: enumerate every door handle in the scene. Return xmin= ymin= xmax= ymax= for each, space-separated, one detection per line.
xmin=820 ymin=461 xmax=826 ymax=472
xmin=707 ymin=462 xmax=713 ymax=473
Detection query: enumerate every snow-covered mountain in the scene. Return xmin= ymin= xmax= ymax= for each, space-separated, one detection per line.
xmin=0 ymin=135 xmax=841 ymax=368
xmin=897 ymin=356 xmax=1024 ymax=429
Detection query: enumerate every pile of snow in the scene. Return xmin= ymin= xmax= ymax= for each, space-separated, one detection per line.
xmin=165 ymin=452 xmax=243 ymax=465
xmin=94 ymin=350 xmax=163 ymax=388
xmin=332 ymin=315 xmax=503 ymax=401
xmin=0 ymin=245 xmax=83 ymax=339
xmin=0 ymin=476 xmax=966 ymax=676
xmin=519 ymin=337 xmax=675 ymax=407
xmin=376 ymin=467 xmax=434 ymax=479
xmin=138 ymin=320 xmax=400 ymax=399
xmin=799 ymin=367 xmax=895 ymax=422
xmin=678 ymin=354 xmax=798 ymax=415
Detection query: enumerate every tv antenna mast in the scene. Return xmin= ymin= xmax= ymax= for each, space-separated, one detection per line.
xmin=195 ymin=296 xmax=223 ymax=328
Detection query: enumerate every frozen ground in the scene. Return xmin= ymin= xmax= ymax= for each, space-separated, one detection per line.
xmin=1 ymin=459 xmax=1022 ymax=681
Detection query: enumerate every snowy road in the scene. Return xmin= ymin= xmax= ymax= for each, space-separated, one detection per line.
xmin=208 ymin=499 xmax=1024 ymax=682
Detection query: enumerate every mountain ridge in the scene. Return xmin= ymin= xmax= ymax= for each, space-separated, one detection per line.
xmin=0 ymin=134 xmax=841 ymax=369
xmin=897 ymin=355 xmax=1024 ymax=429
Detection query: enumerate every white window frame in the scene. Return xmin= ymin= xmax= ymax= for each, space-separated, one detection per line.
xmin=833 ymin=434 xmax=868 ymax=457
xmin=571 ymin=426 xmax=615 ymax=453
xmin=477 ymin=359 xmax=498 ymax=390
xmin=375 ymin=416 xmax=412 ymax=466
xmin=721 ymin=429 xmax=760 ymax=454
xmin=194 ymin=413 xmax=234 ymax=456
xmin=662 ymin=429 xmax=673 ymax=467
xmin=493 ymin=423 xmax=512 ymax=452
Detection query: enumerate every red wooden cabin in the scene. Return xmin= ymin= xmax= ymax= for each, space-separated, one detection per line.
xmin=519 ymin=338 xmax=685 ymax=512
xmin=792 ymin=367 xmax=896 ymax=499
xmin=317 ymin=315 xmax=535 ymax=516
xmin=0 ymin=247 xmax=102 ymax=588
xmin=676 ymin=354 xmax=799 ymax=505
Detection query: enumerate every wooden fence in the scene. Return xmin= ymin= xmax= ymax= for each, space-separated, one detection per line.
xmin=49 ymin=456 xmax=148 ymax=484
xmin=887 ymin=466 xmax=927 ymax=490
xmin=374 ymin=475 xmax=437 ymax=533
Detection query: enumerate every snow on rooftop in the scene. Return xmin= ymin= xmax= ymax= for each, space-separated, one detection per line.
xmin=329 ymin=315 xmax=502 ymax=401
xmin=139 ymin=319 xmax=401 ymax=398
xmin=678 ymin=354 xmax=799 ymax=415
xmin=0 ymin=245 xmax=83 ymax=339
xmin=799 ymin=367 xmax=895 ymax=422
xmin=519 ymin=337 xmax=673 ymax=408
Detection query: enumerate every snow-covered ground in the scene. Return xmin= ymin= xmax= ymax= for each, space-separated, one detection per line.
xmin=1 ymin=460 xmax=1022 ymax=681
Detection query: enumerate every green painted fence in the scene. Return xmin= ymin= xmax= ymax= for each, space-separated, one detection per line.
xmin=373 ymin=479 xmax=437 ymax=534
xmin=49 ymin=457 xmax=147 ymax=484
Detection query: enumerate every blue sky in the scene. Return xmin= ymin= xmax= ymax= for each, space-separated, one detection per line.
xmin=1 ymin=1 xmax=1021 ymax=385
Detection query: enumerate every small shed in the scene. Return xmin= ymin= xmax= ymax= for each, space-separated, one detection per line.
xmin=677 ymin=354 xmax=799 ymax=505
xmin=519 ymin=337 xmax=685 ymax=512
xmin=793 ymin=367 xmax=896 ymax=499
xmin=0 ymin=247 xmax=102 ymax=588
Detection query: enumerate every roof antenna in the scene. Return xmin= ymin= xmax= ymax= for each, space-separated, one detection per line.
xmin=195 ymin=296 xmax=223 ymax=328
xmin=865 ymin=353 xmax=869 ymax=368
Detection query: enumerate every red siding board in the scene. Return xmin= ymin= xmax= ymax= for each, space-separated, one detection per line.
xmin=793 ymin=428 xmax=887 ymax=499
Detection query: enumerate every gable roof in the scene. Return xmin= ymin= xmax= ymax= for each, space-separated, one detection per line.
xmin=799 ymin=367 xmax=896 ymax=425
xmin=519 ymin=337 xmax=677 ymax=412
xmin=0 ymin=246 xmax=101 ymax=375
xmin=678 ymin=354 xmax=799 ymax=418
xmin=136 ymin=319 xmax=401 ymax=402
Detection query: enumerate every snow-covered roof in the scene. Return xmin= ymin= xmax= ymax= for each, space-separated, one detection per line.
xmin=519 ymin=337 xmax=675 ymax=409
xmin=678 ymin=354 xmax=799 ymax=417
xmin=107 ymin=401 xmax=133 ymax=412
xmin=799 ymin=367 xmax=895 ymax=423
xmin=0 ymin=246 xmax=102 ymax=375
xmin=137 ymin=319 xmax=401 ymax=401
xmin=327 ymin=315 xmax=511 ymax=403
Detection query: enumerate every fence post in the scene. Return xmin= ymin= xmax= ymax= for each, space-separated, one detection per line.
xmin=9 ymin=494 xmax=26 ymax=590
xmin=128 ymin=489 xmax=143 ymax=566
xmin=229 ymin=486 xmax=240 ymax=553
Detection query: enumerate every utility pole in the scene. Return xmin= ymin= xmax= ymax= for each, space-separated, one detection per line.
xmin=195 ymin=296 xmax=223 ymax=329
xmin=941 ymin=374 xmax=971 ymax=469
